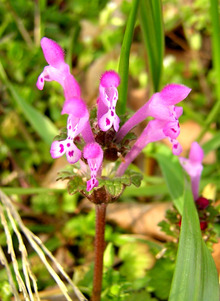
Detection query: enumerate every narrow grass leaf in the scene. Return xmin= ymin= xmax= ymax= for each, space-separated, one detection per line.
xmin=139 ymin=0 xmax=164 ymax=92
xmin=209 ymin=0 xmax=220 ymax=103
xmin=150 ymin=145 xmax=184 ymax=214
xmin=117 ymin=0 xmax=140 ymax=115
xmin=169 ymin=186 xmax=219 ymax=301
xmin=1 ymin=187 xmax=64 ymax=195
xmin=199 ymin=0 xmax=220 ymax=137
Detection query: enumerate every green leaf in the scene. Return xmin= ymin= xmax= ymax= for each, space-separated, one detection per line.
xmin=169 ymin=186 xmax=219 ymax=301
xmin=68 ymin=176 xmax=86 ymax=195
xmin=198 ymin=0 xmax=220 ymax=139
xmin=150 ymin=145 xmax=184 ymax=214
xmin=128 ymin=171 xmax=143 ymax=187
xmin=123 ymin=183 xmax=167 ymax=197
xmin=0 ymin=61 xmax=58 ymax=145
xmin=1 ymin=187 xmax=64 ymax=195
xmin=139 ymin=0 xmax=164 ymax=92
xmin=119 ymin=242 xmax=154 ymax=280
xmin=148 ymin=258 xmax=175 ymax=300
xmin=99 ymin=170 xmax=143 ymax=198
xmin=117 ymin=0 xmax=140 ymax=115
xmin=103 ymin=242 xmax=115 ymax=268
xmin=99 ymin=177 xmax=125 ymax=198
xmin=206 ymin=0 xmax=220 ymax=120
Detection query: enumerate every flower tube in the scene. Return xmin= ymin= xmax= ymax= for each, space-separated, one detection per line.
xmin=36 ymin=37 xmax=80 ymax=98
xmin=117 ymin=119 xmax=182 ymax=176
xmin=179 ymin=141 xmax=204 ymax=200
xmin=116 ymin=84 xmax=191 ymax=142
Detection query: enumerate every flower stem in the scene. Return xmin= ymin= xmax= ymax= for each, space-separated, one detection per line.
xmin=92 ymin=203 xmax=107 ymax=301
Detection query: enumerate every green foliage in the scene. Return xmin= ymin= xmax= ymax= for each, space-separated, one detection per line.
xmin=63 ymin=210 xmax=95 ymax=239
xmin=31 ymin=193 xmax=59 ymax=214
xmin=118 ymin=242 xmax=154 ymax=280
xmin=99 ymin=170 xmax=143 ymax=198
xmin=58 ymin=163 xmax=143 ymax=199
xmin=139 ymin=0 xmax=164 ymax=92
xmin=117 ymin=0 xmax=140 ymax=114
xmin=169 ymin=187 xmax=219 ymax=301
xmin=146 ymin=144 xmax=184 ymax=214
xmin=103 ymin=242 xmax=115 ymax=268
xmin=148 ymin=258 xmax=175 ymax=301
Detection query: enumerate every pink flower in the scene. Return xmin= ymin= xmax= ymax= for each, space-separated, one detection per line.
xmin=83 ymin=143 xmax=103 ymax=191
xmin=116 ymin=119 xmax=182 ymax=176
xmin=97 ymin=71 xmax=120 ymax=132
xmin=37 ymin=37 xmax=192 ymax=193
xmin=179 ymin=142 xmax=204 ymax=200
xmin=36 ymin=37 xmax=80 ymax=98
xmin=62 ymin=98 xmax=95 ymax=144
xmin=116 ymin=84 xmax=191 ymax=141
xmin=50 ymin=98 xmax=89 ymax=164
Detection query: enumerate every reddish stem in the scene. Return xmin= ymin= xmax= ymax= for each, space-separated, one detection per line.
xmin=92 ymin=203 xmax=107 ymax=301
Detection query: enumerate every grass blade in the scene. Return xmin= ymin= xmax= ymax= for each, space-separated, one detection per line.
xmin=198 ymin=0 xmax=220 ymax=139
xmin=150 ymin=145 xmax=184 ymax=214
xmin=139 ymin=0 xmax=164 ymax=93
xmin=117 ymin=0 xmax=140 ymax=115
xmin=169 ymin=186 xmax=219 ymax=301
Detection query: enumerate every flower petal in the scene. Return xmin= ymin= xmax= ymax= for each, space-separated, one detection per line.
xmin=62 ymin=98 xmax=88 ymax=118
xmin=99 ymin=112 xmax=113 ymax=131
xmin=36 ymin=73 xmax=45 ymax=90
xmin=83 ymin=143 xmax=103 ymax=191
xmin=159 ymin=84 xmax=192 ymax=105
xmin=66 ymin=143 xmax=81 ymax=164
xmin=113 ymin=114 xmax=120 ymax=132
xmin=98 ymin=86 xmax=120 ymax=132
xmin=83 ymin=143 xmax=103 ymax=169
xmin=50 ymin=140 xmax=66 ymax=158
xmin=179 ymin=142 xmax=204 ymax=200
xmin=41 ymin=37 xmax=65 ymax=68
xmin=100 ymin=70 xmax=120 ymax=88
xmin=163 ymin=121 xmax=180 ymax=139
xmin=36 ymin=65 xmax=67 ymax=90
xmin=170 ymin=139 xmax=182 ymax=155
xmin=174 ymin=106 xmax=183 ymax=118
xmin=189 ymin=141 xmax=204 ymax=163
xmin=86 ymin=178 xmax=99 ymax=191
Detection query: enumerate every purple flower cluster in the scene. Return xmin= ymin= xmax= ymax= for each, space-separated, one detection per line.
xmin=37 ymin=37 xmax=191 ymax=192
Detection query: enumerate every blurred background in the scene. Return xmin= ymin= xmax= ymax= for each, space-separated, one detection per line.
xmin=0 ymin=0 xmax=220 ymax=300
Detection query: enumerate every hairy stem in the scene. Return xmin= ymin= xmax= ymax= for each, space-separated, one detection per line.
xmin=92 ymin=203 xmax=107 ymax=301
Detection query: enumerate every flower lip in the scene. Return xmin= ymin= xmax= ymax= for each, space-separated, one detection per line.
xmin=83 ymin=143 xmax=103 ymax=159
xmin=61 ymin=98 xmax=88 ymax=118
xmin=159 ymin=84 xmax=192 ymax=105
xmin=41 ymin=37 xmax=65 ymax=68
xmin=83 ymin=143 xmax=103 ymax=191
xmin=100 ymin=70 xmax=120 ymax=88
